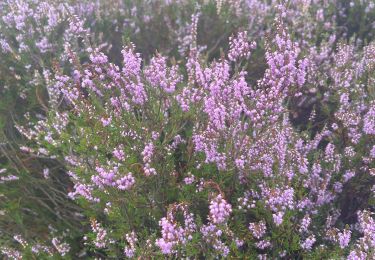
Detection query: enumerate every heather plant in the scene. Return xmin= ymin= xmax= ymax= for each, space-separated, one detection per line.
xmin=1 ymin=0 xmax=375 ymax=259
xmin=0 ymin=1 xmax=241 ymax=255
xmin=9 ymin=12 xmax=374 ymax=260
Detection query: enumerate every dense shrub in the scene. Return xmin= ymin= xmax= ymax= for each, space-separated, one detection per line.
xmin=0 ymin=0 xmax=374 ymax=259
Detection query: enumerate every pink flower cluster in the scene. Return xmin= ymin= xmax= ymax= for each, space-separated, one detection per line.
xmin=228 ymin=31 xmax=256 ymax=61
xmin=155 ymin=204 xmax=196 ymax=254
xmin=209 ymin=194 xmax=232 ymax=224
xmin=249 ymin=220 xmax=267 ymax=239
xmin=92 ymin=166 xmax=135 ymax=191
xmin=124 ymin=232 xmax=137 ymax=258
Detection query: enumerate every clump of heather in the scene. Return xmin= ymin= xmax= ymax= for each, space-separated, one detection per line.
xmin=1 ymin=0 xmax=375 ymax=259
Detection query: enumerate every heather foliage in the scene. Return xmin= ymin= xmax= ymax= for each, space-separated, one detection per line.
xmin=1 ymin=0 xmax=375 ymax=259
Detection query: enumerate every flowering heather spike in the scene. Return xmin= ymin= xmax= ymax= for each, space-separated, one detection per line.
xmin=249 ymin=220 xmax=267 ymax=239
xmin=91 ymin=220 xmax=109 ymax=249
xmin=156 ymin=204 xmax=196 ymax=254
xmin=300 ymin=235 xmax=316 ymax=251
xmin=272 ymin=211 xmax=285 ymax=226
xmin=299 ymin=215 xmax=311 ymax=233
xmin=228 ymin=31 xmax=256 ymax=61
xmin=121 ymin=44 xmax=142 ymax=78
xmin=51 ymin=238 xmax=70 ymax=256
xmin=338 ymin=229 xmax=352 ymax=249
xmin=363 ymin=103 xmax=375 ymax=135
xmin=116 ymin=173 xmax=135 ymax=190
xmin=124 ymin=232 xmax=137 ymax=258
xmin=209 ymin=194 xmax=232 ymax=224
xmin=145 ymin=54 xmax=182 ymax=93
xmin=142 ymin=142 xmax=157 ymax=176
